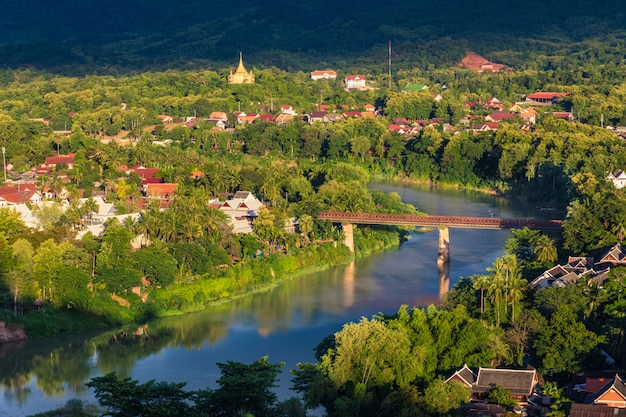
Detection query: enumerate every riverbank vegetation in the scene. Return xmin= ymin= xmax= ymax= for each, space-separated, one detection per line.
xmin=0 ymin=157 xmax=415 ymax=336
xmin=3 ymin=36 xmax=626 ymax=336
xmin=5 ymin=16 xmax=626 ymax=415
xmin=28 ymin=232 xmax=624 ymax=417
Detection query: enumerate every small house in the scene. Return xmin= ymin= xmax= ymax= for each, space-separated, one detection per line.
xmin=345 ymin=75 xmax=366 ymax=89
xmin=584 ymin=374 xmax=626 ymax=408
xmin=311 ymin=70 xmax=337 ymax=80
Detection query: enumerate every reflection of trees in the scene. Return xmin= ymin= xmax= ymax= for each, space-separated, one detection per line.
xmin=94 ymin=327 xmax=178 ymax=377
xmin=221 ymin=261 xmax=364 ymax=334
xmin=150 ymin=315 xmax=230 ymax=349
xmin=343 ymin=262 xmax=355 ymax=308
xmin=34 ymin=341 xmax=93 ymax=396
xmin=0 ymin=337 xmax=95 ymax=399
xmin=0 ymin=262 xmax=367 ymax=404
xmin=0 ymin=373 xmax=32 ymax=406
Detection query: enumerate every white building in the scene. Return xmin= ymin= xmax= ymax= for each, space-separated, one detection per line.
xmin=607 ymin=171 xmax=626 ymax=189
xmin=311 ymin=70 xmax=337 ymax=80
xmin=217 ymin=191 xmax=264 ymax=234
xmin=344 ymin=75 xmax=366 ymax=89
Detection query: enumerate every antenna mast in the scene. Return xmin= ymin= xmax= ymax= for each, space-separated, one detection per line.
xmin=388 ymin=40 xmax=392 ymax=89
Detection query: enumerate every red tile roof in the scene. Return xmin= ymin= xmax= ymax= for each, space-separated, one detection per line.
xmin=527 ymin=92 xmax=570 ymax=100
xmin=0 ymin=184 xmax=41 ymax=204
xmin=209 ymin=111 xmax=228 ymax=120
xmin=134 ymin=167 xmax=160 ymax=179
xmin=488 ymin=112 xmax=516 ymax=120
xmin=142 ymin=177 xmax=165 ymax=185
xmin=145 ymin=183 xmax=177 ymax=199
xmin=311 ymin=70 xmax=337 ymax=75
xmin=257 ymin=113 xmax=276 ymax=122
xmin=458 ymin=52 xmax=508 ymax=72
xmin=276 ymin=114 xmax=293 ymax=123
xmin=587 ymin=377 xmax=615 ymax=394
xmin=44 ymin=154 xmax=75 ymax=166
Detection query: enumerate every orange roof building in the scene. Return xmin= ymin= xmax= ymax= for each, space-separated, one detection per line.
xmin=144 ymin=183 xmax=177 ymax=199
xmin=458 ymin=52 xmax=508 ymax=72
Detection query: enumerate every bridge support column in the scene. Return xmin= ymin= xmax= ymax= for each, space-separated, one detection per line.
xmin=437 ymin=227 xmax=450 ymax=299
xmin=341 ymin=223 xmax=355 ymax=253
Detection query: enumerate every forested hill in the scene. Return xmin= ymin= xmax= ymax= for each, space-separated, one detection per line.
xmin=1 ymin=0 xmax=624 ymax=73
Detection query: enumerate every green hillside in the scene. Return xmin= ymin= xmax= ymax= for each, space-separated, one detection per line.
xmin=0 ymin=0 xmax=624 ymax=73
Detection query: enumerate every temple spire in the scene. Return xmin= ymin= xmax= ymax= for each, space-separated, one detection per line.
xmin=228 ymin=52 xmax=255 ymax=84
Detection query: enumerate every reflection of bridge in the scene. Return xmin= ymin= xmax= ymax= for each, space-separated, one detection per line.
xmin=318 ymin=212 xmax=563 ymax=298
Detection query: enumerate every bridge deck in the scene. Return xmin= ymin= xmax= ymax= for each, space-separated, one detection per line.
xmin=318 ymin=212 xmax=563 ymax=230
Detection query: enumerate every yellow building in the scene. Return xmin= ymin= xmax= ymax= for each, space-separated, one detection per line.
xmin=228 ymin=52 xmax=255 ymax=84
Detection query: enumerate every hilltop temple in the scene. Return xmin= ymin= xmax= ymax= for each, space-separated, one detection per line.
xmin=228 ymin=52 xmax=255 ymax=84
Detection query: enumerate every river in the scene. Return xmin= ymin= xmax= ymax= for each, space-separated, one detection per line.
xmin=0 ymin=183 xmax=549 ymax=416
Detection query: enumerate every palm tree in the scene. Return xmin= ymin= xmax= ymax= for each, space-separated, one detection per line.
xmin=298 ymin=214 xmax=314 ymax=243
xmin=104 ymin=178 xmax=117 ymax=198
xmin=487 ymin=256 xmax=512 ymax=327
xmin=489 ymin=255 xmax=525 ymax=324
xmin=123 ymin=216 xmax=140 ymax=235
xmin=488 ymin=276 xmax=505 ymax=327
xmin=71 ymin=165 xmax=84 ymax=185
xmin=612 ymin=215 xmax=626 ymax=243
xmin=508 ymin=275 xmax=527 ymax=323
xmin=533 ymin=234 xmax=558 ymax=263
xmin=138 ymin=202 xmax=161 ymax=244
xmin=261 ymin=177 xmax=282 ymax=207
xmin=473 ymin=275 xmax=490 ymax=314
xmin=583 ymin=281 xmax=604 ymax=320
xmin=178 ymin=221 xmax=203 ymax=243
xmin=115 ymin=179 xmax=132 ymax=200
xmin=50 ymin=173 xmax=64 ymax=200
xmin=82 ymin=197 xmax=99 ymax=225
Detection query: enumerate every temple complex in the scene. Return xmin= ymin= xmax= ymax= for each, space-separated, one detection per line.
xmin=228 ymin=52 xmax=255 ymax=84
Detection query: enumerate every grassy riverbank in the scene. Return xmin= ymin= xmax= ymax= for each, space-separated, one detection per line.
xmin=148 ymin=242 xmax=356 ymax=317
xmin=376 ymin=173 xmax=503 ymax=195
xmin=2 ymin=228 xmax=406 ymax=338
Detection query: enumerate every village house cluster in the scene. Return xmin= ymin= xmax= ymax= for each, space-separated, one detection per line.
xmin=0 ymin=153 xmax=289 ymax=240
xmin=529 ymin=241 xmax=626 ymax=292
xmin=113 ymin=51 xmax=602 ymax=142
xmin=153 ymin=88 xmax=576 ymax=140
xmin=0 ymin=56 xmax=589 ymax=244
xmin=446 ymin=364 xmax=626 ymax=417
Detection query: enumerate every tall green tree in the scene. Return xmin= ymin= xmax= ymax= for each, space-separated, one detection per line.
xmin=7 ymin=238 xmax=34 ymax=314
xmin=195 ymin=356 xmax=284 ymax=417
xmin=534 ymin=306 xmax=604 ymax=375
xmin=87 ymin=373 xmax=194 ymax=417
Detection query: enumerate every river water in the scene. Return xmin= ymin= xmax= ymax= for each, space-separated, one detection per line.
xmin=0 ymin=183 xmax=547 ymax=416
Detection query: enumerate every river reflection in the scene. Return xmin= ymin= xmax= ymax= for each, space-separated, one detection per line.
xmin=0 ymin=183 xmax=546 ymax=416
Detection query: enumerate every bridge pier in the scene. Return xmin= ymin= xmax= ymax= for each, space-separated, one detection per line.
xmin=437 ymin=227 xmax=450 ymax=298
xmin=341 ymin=222 xmax=355 ymax=252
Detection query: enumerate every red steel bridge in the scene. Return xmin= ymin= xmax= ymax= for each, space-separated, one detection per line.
xmin=318 ymin=212 xmax=563 ymax=231
xmin=318 ymin=211 xmax=563 ymax=298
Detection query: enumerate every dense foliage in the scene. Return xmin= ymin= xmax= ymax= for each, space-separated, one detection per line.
xmin=6 ymin=12 xmax=626 ymax=416
xmin=0 ymin=0 xmax=624 ymax=73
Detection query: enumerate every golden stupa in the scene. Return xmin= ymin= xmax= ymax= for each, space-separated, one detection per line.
xmin=228 ymin=52 xmax=255 ymax=84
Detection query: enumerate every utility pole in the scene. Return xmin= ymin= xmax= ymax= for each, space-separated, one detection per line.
xmin=2 ymin=147 xmax=6 ymax=183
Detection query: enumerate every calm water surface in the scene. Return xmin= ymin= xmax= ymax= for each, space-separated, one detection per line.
xmin=0 ymin=183 xmax=545 ymax=416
